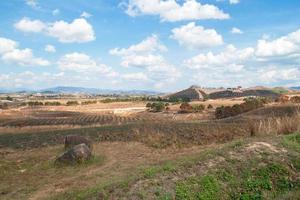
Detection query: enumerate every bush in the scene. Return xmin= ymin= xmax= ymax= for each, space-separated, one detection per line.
xmin=192 ymin=104 xmax=205 ymax=113
xmin=81 ymin=100 xmax=97 ymax=105
xmin=66 ymin=101 xmax=79 ymax=106
xmin=45 ymin=101 xmax=61 ymax=106
xmin=215 ymin=97 xmax=267 ymax=119
xmin=6 ymin=96 xmax=13 ymax=101
xmin=207 ymin=104 xmax=213 ymax=109
xmin=179 ymin=103 xmax=205 ymax=113
xmin=146 ymin=102 xmax=152 ymax=108
xmin=27 ymin=101 xmax=44 ymax=106
xmin=150 ymin=102 xmax=165 ymax=112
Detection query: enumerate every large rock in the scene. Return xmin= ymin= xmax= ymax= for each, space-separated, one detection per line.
xmin=64 ymin=135 xmax=92 ymax=150
xmin=55 ymin=143 xmax=92 ymax=164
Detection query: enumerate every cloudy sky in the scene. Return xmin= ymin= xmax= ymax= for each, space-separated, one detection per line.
xmin=0 ymin=0 xmax=300 ymax=92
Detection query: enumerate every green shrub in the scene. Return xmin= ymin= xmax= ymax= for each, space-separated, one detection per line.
xmin=66 ymin=101 xmax=79 ymax=106
xmin=27 ymin=101 xmax=44 ymax=106
xmin=150 ymin=102 xmax=166 ymax=112
xmin=192 ymin=104 xmax=205 ymax=113
xmin=45 ymin=101 xmax=61 ymax=106
xmin=81 ymin=100 xmax=97 ymax=105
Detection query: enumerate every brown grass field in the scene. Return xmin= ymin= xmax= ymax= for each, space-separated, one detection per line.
xmin=1 ymin=98 xmax=300 ymax=200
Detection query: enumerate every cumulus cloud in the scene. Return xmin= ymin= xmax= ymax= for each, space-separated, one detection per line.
xmin=48 ymin=18 xmax=95 ymax=43
xmin=14 ymin=17 xmax=95 ymax=43
xmin=0 ymin=37 xmax=50 ymax=67
xmin=258 ymin=67 xmax=300 ymax=83
xmin=0 ymin=37 xmax=18 ymax=54
xmin=57 ymin=52 xmax=116 ymax=77
xmin=231 ymin=27 xmax=243 ymax=34
xmin=184 ymin=29 xmax=300 ymax=87
xmin=123 ymin=0 xmax=230 ymax=22
xmin=110 ymin=35 xmax=181 ymax=88
xmin=2 ymin=48 xmax=50 ymax=66
xmin=110 ymin=34 xmax=167 ymax=56
xmin=44 ymin=45 xmax=56 ymax=53
xmin=184 ymin=44 xmax=254 ymax=70
xmin=14 ymin=17 xmax=46 ymax=33
xmin=171 ymin=22 xmax=223 ymax=49
xmin=256 ymin=29 xmax=300 ymax=57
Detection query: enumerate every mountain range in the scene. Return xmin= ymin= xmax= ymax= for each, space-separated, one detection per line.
xmin=0 ymin=86 xmax=160 ymax=95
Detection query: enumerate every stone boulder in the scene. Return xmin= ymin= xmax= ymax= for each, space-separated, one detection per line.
xmin=55 ymin=143 xmax=92 ymax=164
xmin=64 ymin=135 xmax=92 ymax=150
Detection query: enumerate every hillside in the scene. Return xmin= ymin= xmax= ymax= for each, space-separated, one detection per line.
xmin=166 ymin=86 xmax=281 ymax=101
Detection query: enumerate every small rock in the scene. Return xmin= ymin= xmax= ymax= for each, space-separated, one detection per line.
xmin=55 ymin=144 xmax=92 ymax=165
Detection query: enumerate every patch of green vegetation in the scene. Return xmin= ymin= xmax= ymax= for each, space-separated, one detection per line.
xmin=175 ymin=175 xmax=220 ymax=200
xmin=283 ymin=132 xmax=300 ymax=152
xmin=174 ymin=161 xmax=297 ymax=200
xmin=272 ymin=88 xmax=289 ymax=94
xmin=142 ymin=162 xmax=176 ymax=178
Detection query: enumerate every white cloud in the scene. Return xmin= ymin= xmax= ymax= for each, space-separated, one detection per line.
xmin=52 ymin=9 xmax=60 ymax=16
xmin=44 ymin=45 xmax=56 ymax=53
xmin=80 ymin=11 xmax=92 ymax=18
xmin=57 ymin=52 xmax=115 ymax=77
xmin=256 ymin=29 xmax=300 ymax=57
xmin=0 ymin=37 xmax=50 ymax=67
xmin=0 ymin=37 xmax=18 ymax=54
xmin=14 ymin=18 xmax=95 ymax=43
xmin=229 ymin=0 xmax=240 ymax=4
xmin=110 ymin=34 xmax=167 ymax=56
xmin=231 ymin=27 xmax=243 ymax=34
xmin=48 ymin=18 xmax=95 ymax=43
xmin=184 ymin=44 xmax=254 ymax=70
xmin=110 ymin=34 xmax=181 ymax=88
xmin=258 ymin=67 xmax=300 ymax=83
xmin=171 ymin=22 xmax=223 ymax=49
xmin=124 ymin=0 xmax=230 ymax=22
xmin=120 ymin=54 xmax=165 ymax=68
xmin=14 ymin=17 xmax=46 ymax=33
xmin=2 ymin=48 xmax=50 ymax=66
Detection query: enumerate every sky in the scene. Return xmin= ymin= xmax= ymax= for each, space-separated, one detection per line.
xmin=0 ymin=0 xmax=300 ymax=92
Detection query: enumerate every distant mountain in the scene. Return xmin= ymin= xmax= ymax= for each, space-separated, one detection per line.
xmin=290 ymin=86 xmax=300 ymax=90
xmin=0 ymin=86 xmax=160 ymax=95
xmin=39 ymin=86 xmax=160 ymax=95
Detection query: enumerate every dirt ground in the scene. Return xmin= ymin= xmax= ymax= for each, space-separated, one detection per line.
xmin=0 ymin=141 xmax=212 ymax=200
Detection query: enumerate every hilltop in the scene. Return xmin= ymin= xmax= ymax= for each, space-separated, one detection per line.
xmin=165 ymin=85 xmax=288 ymax=101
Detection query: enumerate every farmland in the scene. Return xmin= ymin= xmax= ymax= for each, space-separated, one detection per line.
xmin=1 ymin=95 xmax=300 ymax=200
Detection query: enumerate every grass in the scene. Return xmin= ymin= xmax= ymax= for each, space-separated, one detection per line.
xmin=283 ymin=132 xmax=300 ymax=152
xmin=175 ymin=175 xmax=220 ymax=200
xmin=142 ymin=162 xmax=176 ymax=178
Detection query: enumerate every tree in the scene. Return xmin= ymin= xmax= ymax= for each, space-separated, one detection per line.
xmin=6 ymin=96 xmax=13 ymax=101
xmin=150 ymin=102 xmax=165 ymax=112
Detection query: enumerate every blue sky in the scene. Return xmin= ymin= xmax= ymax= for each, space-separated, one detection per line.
xmin=0 ymin=0 xmax=300 ymax=92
